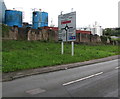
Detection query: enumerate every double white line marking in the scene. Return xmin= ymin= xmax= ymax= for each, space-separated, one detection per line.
xmin=63 ymin=72 xmax=103 ymax=86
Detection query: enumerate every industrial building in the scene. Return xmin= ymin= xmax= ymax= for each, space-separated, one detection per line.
xmin=91 ymin=22 xmax=103 ymax=36
xmin=4 ymin=8 xmax=48 ymax=28
xmin=80 ymin=22 xmax=103 ymax=36
xmin=2 ymin=0 xmax=102 ymax=38
xmin=0 ymin=0 xmax=7 ymax=23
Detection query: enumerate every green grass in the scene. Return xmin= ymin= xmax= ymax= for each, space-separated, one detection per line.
xmin=2 ymin=40 xmax=119 ymax=73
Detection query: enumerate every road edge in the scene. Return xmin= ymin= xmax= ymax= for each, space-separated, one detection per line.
xmin=2 ymin=55 xmax=119 ymax=82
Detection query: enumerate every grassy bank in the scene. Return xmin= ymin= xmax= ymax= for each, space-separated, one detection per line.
xmin=2 ymin=40 xmax=119 ymax=73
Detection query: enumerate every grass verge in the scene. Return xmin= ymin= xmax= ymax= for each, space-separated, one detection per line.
xmin=2 ymin=40 xmax=119 ymax=73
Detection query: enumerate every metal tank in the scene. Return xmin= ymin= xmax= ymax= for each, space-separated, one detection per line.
xmin=5 ymin=10 xmax=22 ymax=27
xmin=32 ymin=11 xmax=48 ymax=29
xmin=41 ymin=12 xmax=48 ymax=27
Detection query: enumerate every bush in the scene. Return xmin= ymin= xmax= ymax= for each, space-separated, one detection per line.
xmin=100 ymin=36 xmax=107 ymax=44
xmin=2 ymin=24 xmax=10 ymax=37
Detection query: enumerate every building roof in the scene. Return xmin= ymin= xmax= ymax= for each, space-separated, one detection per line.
xmin=42 ymin=26 xmax=91 ymax=34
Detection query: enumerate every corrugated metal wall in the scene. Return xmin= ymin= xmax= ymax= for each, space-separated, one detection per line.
xmin=118 ymin=1 xmax=120 ymax=27
xmin=0 ymin=0 xmax=7 ymax=23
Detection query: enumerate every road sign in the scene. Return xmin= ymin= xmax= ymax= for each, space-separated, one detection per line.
xmin=58 ymin=11 xmax=76 ymax=41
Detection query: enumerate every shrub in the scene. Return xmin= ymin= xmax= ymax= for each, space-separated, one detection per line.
xmin=2 ymin=24 xmax=10 ymax=37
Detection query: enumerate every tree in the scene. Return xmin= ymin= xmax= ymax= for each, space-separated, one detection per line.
xmin=103 ymin=28 xmax=120 ymax=36
xmin=103 ymin=28 xmax=113 ymax=36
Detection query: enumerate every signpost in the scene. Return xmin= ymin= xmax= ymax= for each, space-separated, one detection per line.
xmin=58 ymin=11 xmax=76 ymax=56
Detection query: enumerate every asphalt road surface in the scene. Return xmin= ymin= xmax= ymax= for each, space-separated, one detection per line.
xmin=2 ymin=59 xmax=119 ymax=97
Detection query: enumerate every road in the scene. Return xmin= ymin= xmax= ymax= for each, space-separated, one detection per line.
xmin=2 ymin=59 xmax=119 ymax=97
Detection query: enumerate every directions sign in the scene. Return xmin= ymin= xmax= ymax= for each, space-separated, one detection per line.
xmin=58 ymin=11 xmax=76 ymax=41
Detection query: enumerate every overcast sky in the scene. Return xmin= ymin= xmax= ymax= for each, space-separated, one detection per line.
xmin=4 ymin=0 xmax=119 ymax=28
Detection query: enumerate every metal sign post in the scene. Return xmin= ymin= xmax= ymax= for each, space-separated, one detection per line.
xmin=58 ymin=11 xmax=76 ymax=56
xmin=71 ymin=41 xmax=74 ymax=56
xmin=61 ymin=41 xmax=64 ymax=54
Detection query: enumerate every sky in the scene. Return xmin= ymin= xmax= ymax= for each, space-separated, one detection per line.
xmin=4 ymin=0 xmax=120 ymax=28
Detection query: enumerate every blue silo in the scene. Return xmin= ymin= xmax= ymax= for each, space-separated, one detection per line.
xmin=5 ymin=10 xmax=22 ymax=27
xmin=32 ymin=11 xmax=48 ymax=29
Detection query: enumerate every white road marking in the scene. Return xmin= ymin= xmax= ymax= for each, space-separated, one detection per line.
xmin=115 ymin=67 xmax=120 ymax=69
xmin=63 ymin=72 xmax=103 ymax=86
xmin=26 ymin=88 xmax=46 ymax=95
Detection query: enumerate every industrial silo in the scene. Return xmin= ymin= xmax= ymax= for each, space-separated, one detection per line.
xmin=32 ymin=11 xmax=48 ymax=29
xmin=40 ymin=12 xmax=48 ymax=27
xmin=5 ymin=10 xmax=22 ymax=27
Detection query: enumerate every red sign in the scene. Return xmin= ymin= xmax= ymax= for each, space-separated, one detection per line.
xmin=61 ymin=21 xmax=71 ymax=24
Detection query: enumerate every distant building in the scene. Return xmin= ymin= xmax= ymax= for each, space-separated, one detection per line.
xmin=78 ymin=22 xmax=103 ymax=36
xmin=0 ymin=0 xmax=7 ymax=23
xmin=91 ymin=22 xmax=103 ymax=36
